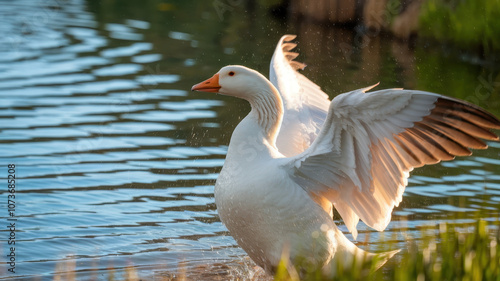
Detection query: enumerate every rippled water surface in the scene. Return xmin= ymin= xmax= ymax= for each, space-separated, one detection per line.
xmin=0 ymin=0 xmax=499 ymax=280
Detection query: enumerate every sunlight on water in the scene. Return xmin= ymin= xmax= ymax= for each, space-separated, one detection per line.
xmin=0 ymin=0 xmax=499 ymax=280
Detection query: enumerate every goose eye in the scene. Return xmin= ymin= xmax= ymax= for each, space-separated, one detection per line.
xmin=228 ymin=71 xmax=235 ymax=76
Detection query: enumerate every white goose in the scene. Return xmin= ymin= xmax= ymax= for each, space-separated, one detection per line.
xmin=192 ymin=35 xmax=500 ymax=276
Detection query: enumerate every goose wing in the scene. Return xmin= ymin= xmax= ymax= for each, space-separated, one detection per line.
xmin=284 ymin=86 xmax=500 ymax=239
xmin=270 ymin=35 xmax=330 ymax=156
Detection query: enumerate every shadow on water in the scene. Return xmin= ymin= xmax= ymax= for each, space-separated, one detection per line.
xmin=0 ymin=0 xmax=499 ymax=280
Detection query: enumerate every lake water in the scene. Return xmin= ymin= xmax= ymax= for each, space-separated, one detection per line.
xmin=0 ymin=0 xmax=499 ymax=280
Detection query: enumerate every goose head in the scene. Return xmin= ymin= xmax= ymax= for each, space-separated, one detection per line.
xmin=192 ymin=65 xmax=284 ymax=142
xmin=191 ymin=65 xmax=273 ymax=100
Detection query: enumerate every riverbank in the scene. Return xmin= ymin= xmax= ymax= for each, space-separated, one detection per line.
xmin=284 ymin=0 xmax=500 ymax=59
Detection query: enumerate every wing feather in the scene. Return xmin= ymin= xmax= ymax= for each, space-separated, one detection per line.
xmin=285 ymin=88 xmax=500 ymax=239
xmin=270 ymin=35 xmax=330 ymax=157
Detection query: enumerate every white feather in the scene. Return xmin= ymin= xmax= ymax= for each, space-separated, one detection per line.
xmin=270 ymin=35 xmax=330 ymax=157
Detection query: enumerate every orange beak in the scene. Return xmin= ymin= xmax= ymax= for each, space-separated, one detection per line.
xmin=191 ymin=73 xmax=221 ymax=93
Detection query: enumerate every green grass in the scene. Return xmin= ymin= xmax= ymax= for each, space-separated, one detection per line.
xmin=275 ymin=219 xmax=500 ymax=280
xmin=48 ymin=219 xmax=500 ymax=280
xmin=419 ymin=0 xmax=500 ymax=55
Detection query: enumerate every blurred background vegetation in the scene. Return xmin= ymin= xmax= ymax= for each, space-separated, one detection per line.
xmin=274 ymin=0 xmax=500 ymax=57
xmin=419 ymin=0 xmax=500 ymax=57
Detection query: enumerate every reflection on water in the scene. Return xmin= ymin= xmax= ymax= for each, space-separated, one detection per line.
xmin=0 ymin=0 xmax=499 ymax=280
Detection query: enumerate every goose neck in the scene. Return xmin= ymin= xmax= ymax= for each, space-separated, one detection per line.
xmin=248 ymin=88 xmax=284 ymax=145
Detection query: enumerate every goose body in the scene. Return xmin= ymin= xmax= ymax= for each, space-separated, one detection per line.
xmin=191 ymin=35 xmax=500 ymax=276
xmin=215 ymin=106 xmax=339 ymax=272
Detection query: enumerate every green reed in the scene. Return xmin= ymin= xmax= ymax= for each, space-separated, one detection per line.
xmin=275 ymin=219 xmax=500 ymax=280
xmin=48 ymin=219 xmax=500 ymax=280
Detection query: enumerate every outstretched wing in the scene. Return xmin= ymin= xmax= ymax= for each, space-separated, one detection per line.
xmin=285 ymin=87 xmax=500 ymax=239
xmin=270 ymin=34 xmax=330 ymax=157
